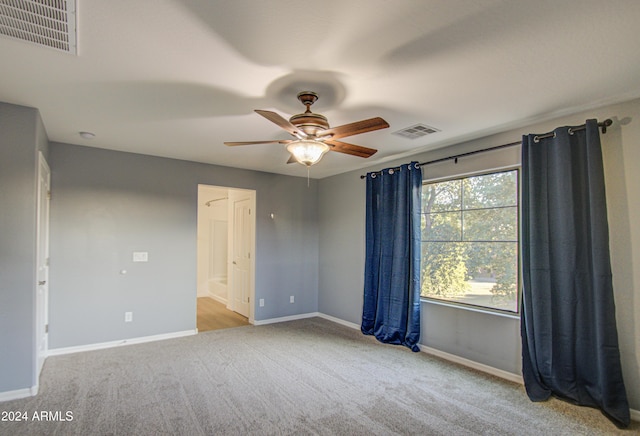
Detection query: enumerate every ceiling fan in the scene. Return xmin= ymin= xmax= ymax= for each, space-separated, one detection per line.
xmin=225 ymin=91 xmax=389 ymax=167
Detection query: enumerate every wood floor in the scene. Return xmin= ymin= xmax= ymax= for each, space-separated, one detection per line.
xmin=197 ymin=297 xmax=249 ymax=332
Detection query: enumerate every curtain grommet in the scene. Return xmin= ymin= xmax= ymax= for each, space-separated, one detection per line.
xmin=533 ymin=135 xmax=540 ymax=143
xmin=568 ymin=128 xmax=574 ymax=135
xmin=371 ymin=173 xmax=376 ymax=179
xmin=388 ymin=169 xmax=394 ymax=175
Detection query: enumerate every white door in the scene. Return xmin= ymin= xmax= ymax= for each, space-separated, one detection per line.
xmin=36 ymin=152 xmax=50 ymax=378
xmin=231 ymin=198 xmax=251 ymax=318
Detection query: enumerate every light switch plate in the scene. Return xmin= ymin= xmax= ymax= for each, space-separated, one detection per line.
xmin=133 ymin=252 xmax=148 ymax=262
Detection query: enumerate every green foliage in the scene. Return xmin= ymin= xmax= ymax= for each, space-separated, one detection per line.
xmin=489 ymin=244 xmax=518 ymax=299
xmin=421 ymin=242 xmax=469 ymax=297
xmin=421 ymin=171 xmax=519 ymax=306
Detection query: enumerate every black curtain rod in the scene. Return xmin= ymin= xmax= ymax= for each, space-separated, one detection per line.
xmin=360 ymin=119 xmax=613 ymax=179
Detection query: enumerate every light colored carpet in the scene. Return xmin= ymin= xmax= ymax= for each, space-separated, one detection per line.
xmin=1 ymin=317 xmax=636 ymax=435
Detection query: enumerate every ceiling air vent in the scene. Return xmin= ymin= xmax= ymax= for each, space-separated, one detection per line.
xmin=0 ymin=0 xmax=77 ymax=54
xmin=392 ymin=123 xmax=440 ymax=140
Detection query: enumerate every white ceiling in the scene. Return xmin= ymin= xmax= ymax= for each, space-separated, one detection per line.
xmin=2 ymin=0 xmax=640 ymax=179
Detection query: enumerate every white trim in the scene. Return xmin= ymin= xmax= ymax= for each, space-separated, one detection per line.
xmin=422 ymin=298 xmax=520 ymax=320
xmin=315 ymin=312 xmax=523 ymax=384
xmin=253 ymin=312 xmax=319 ymax=326
xmin=631 ymin=409 xmax=640 ymax=423
xmin=316 ymin=313 xmax=360 ymax=330
xmin=35 ymin=151 xmax=51 ymax=386
xmin=47 ymin=330 xmax=197 ymax=356
xmin=208 ymin=292 xmax=228 ymax=306
xmin=0 ymin=385 xmax=38 ymax=403
xmin=423 ymin=163 xmax=522 ymax=185
xmin=226 ymin=189 xmax=256 ymax=324
xmin=419 ymin=344 xmax=523 ymax=384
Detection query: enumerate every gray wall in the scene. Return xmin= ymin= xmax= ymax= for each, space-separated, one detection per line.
xmin=48 ymin=143 xmax=318 ymax=349
xmin=0 ymin=102 xmax=48 ymax=392
xmin=318 ymin=98 xmax=640 ymax=410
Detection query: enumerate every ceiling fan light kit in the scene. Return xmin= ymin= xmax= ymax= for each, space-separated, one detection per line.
xmin=225 ymin=91 xmax=389 ymax=168
xmin=287 ymin=139 xmax=330 ymax=166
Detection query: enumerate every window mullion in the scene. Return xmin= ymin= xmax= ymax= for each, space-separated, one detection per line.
xmin=459 ymin=179 xmax=464 ymax=242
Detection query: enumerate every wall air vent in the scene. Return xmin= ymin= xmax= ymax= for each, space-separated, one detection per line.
xmin=0 ymin=0 xmax=77 ymax=54
xmin=392 ymin=123 xmax=440 ymax=140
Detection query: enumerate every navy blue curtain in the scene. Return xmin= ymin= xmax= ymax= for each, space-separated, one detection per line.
xmin=362 ymin=162 xmax=421 ymax=352
xmin=521 ymin=119 xmax=630 ymax=427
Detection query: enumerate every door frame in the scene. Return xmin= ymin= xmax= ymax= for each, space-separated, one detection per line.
xmin=197 ymin=185 xmax=256 ymax=324
xmin=227 ymin=189 xmax=256 ymax=323
xmin=35 ymin=151 xmax=50 ymax=382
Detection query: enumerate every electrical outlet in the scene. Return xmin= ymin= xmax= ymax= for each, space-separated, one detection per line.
xmin=290 ymin=295 xmax=295 ymax=303
xmin=125 ymin=312 xmax=133 ymax=322
xmin=259 ymin=299 xmax=264 ymax=307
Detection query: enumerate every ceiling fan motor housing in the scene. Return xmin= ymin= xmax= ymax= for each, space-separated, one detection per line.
xmin=289 ymin=112 xmax=329 ymax=136
xmin=290 ymin=91 xmax=329 ymax=136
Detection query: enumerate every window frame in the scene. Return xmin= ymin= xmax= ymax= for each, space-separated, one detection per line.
xmin=420 ymin=165 xmax=522 ymax=317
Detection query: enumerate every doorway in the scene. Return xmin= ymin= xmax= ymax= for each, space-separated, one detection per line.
xmin=197 ymin=185 xmax=256 ymax=332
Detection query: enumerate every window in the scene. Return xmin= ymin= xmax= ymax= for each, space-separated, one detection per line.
xmin=420 ymin=169 xmax=519 ymax=313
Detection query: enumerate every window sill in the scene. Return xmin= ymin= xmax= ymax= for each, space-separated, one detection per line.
xmin=421 ymin=298 xmax=520 ymax=320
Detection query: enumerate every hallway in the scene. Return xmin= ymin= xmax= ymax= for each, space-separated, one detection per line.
xmin=197 ymin=297 xmax=249 ymax=332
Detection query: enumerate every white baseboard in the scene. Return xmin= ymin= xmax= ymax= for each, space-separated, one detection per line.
xmin=316 ymin=313 xmax=361 ymax=330
xmin=253 ymin=312 xmax=319 ymax=326
xmin=0 ymin=385 xmax=38 ymax=403
xmin=207 ymin=292 xmax=227 ymax=306
xmin=419 ymin=345 xmax=524 ymax=385
xmin=47 ymin=329 xmax=197 ymax=356
xmin=254 ymin=312 xmax=361 ymax=330
xmin=631 ymin=408 xmax=640 ymax=423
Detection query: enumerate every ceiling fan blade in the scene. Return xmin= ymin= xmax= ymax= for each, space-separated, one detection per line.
xmin=320 ymin=117 xmax=389 ymax=140
xmin=255 ymin=110 xmax=306 ymax=138
xmin=224 ymin=140 xmax=291 ymax=146
xmin=325 ymin=139 xmax=378 ymax=158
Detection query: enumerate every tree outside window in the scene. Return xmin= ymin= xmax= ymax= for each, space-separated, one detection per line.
xmin=421 ymin=170 xmax=519 ymax=313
